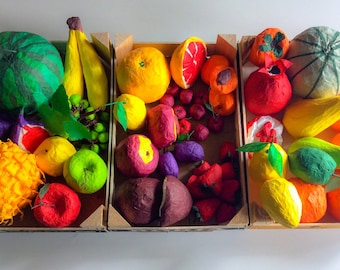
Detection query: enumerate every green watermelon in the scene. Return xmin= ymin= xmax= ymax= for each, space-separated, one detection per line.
xmin=0 ymin=31 xmax=64 ymax=114
xmin=286 ymin=26 xmax=340 ymax=99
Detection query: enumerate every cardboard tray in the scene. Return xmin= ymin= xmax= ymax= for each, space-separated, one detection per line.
xmin=238 ymin=35 xmax=340 ymax=229
xmin=108 ymin=34 xmax=250 ymax=231
xmin=0 ymin=33 xmax=114 ymax=232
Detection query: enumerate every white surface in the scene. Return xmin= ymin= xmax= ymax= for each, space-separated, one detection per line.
xmin=2 ymin=1 xmax=340 ymax=269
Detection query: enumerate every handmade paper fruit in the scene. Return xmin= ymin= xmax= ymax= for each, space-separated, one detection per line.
xmin=34 ymin=136 xmax=77 ymax=177
xmin=259 ymin=177 xmax=302 ymax=228
xmin=146 ymin=104 xmax=179 ymax=149
xmin=63 ymin=149 xmax=108 ymax=194
xmin=113 ymin=93 xmax=147 ymax=131
xmin=10 ymin=111 xmax=50 ymax=153
xmin=0 ymin=140 xmax=45 ymax=224
xmin=173 ymin=141 xmax=205 ymax=163
xmin=209 ymin=65 xmax=238 ymax=95
xmin=249 ymin=27 xmax=290 ymax=67
xmin=0 ymin=115 xmax=12 ymax=139
xmin=116 ymin=46 xmax=171 ymax=103
xmin=200 ymin=54 xmax=231 ymax=85
xmin=286 ymin=26 xmax=340 ymax=99
xmin=244 ymin=56 xmax=292 ymax=115
xmin=0 ymin=31 xmax=64 ymax=115
xmin=32 ymin=183 xmax=81 ymax=228
xmin=326 ymin=179 xmax=340 ymax=221
xmin=282 ymin=95 xmax=340 ymax=138
xmin=208 ymin=89 xmax=236 ymax=116
xmin=115 ymin=177 xmax=163 ymax=225
xmin=288 ymin=147 xmax=336 ymax=185
xmin=192 ymin=198 xmax=221 ymax=222
xmin=170 ymin=36 xmax=207 ymax=89
xmin=115 ymin=134 xmax=159 ymax=177
xmin=157 ymin=151 xmax=179 ymax=178
xmin=289 ymin=177 xmax=327 ymax=223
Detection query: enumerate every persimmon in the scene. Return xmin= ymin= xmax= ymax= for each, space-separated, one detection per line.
xmin=249 ymin=27 xmax=289 ymax=67
xmin=200 ymin=54 xmax=231 ymax=85
xmin=209 ymin=65 xmax=238 ymax=95
xmin=208 ymin=88 xmax=236 ymax=116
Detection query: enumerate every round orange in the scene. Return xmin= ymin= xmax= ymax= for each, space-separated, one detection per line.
xmin=208 ymin=88 xmax=236 ymax=116
xmin=116 ymin=47 xmax=171 ymax=104
xmin=200 ymin=54 xmax=231 ymax=85
xmin=170 ymin=36 xmax=207 ymax=89
xmin=289 ymin=177 xmax=327 ymax=223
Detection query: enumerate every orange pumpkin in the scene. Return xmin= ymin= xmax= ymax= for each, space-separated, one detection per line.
xmin=249 ymin=27 xmax=290 ymax=67
xmin=209 ymin=65 xmax=238 ymax=95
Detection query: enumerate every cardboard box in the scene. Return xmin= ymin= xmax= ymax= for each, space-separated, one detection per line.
xmin=0 ymin=33 xmax=113 ymax=232
xmin=108 ymin=34 xmax=249 ymax=231
xmin=238 ymin=35 xmax=340 ymax=229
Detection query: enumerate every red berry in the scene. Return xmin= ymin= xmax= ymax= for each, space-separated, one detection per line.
xmin=179 ymin=89 xmax=194 ymax=105
xmin=193 ymin=198 xmax=221 ymax=222
xmin=193 ymin=89 xmax=209 ymax=105
xmin=219 ymin=141 xmax=237 ymax=161
xmin=219 ymin=179 xmax=240 ymax=204
xmin=159 ymin=94 xmax=175 ymax=107
xmin=166 ymin=80 xmax=180 ymax=96
xmin=173 ymin=104 xmax=187 ymax=119
xmin=220 ymin=162 xmax=237 ymax=180
xmin=192 ymin=123 xmax=210 ymax=141
xmin=216 ymin=202 xmax=237 ymax=224
xmin=178 ymin=119 xmax=191 ymax=134
xmin=207 ymin=115 xmax=224 ymax=133
xmin=192 ymin=160 xmax=211 ymax=176
xmin=189 ymin=103 xmax=206 ymax=120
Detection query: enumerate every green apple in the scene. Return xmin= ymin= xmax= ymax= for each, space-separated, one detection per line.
xmin=63 ymin=149 xmax=108 ymax=194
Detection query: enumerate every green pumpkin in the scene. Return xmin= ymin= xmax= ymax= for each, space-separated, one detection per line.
xmin=0 ymin=31 xmax=64 ymax=114
xmin=286 ymin=26 xmax=340 ymax=99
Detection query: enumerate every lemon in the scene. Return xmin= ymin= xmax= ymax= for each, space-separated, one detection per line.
xmin=114 ymin=93 xmax=147 ymax=131
xmin=248 ymin=143 xmax=288 ymax=183
xmin=34 ymin=136 xmax=77 ymax=177
xmin=260 ymin=177 xmax=302 ymax=228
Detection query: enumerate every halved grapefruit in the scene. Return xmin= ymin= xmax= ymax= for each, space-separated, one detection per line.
xmin=170 ymin=36 xmax=207 ymax=89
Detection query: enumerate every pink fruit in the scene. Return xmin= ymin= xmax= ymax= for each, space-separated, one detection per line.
xmin=193 ymin=89 xmax=209 ymax=105
xmin=173 ymin=104 xmax=187 ymax=119
xmin=189 ymin=103 xmax=206 ymax=120
xmin=179 ymin=89 xmax=194 ymax=105
xmin=207 ymin=115 xmax=224 ymax=133
xmin=192 ymin=123 xmax=210 ymax=141
xmin=166 ymin=80 xmax=180 ymax=97
xmin=159 ymin=94 xmax=175 ymax=107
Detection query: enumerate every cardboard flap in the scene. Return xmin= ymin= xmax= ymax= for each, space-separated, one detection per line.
xmin=108 ymin=205 xmax=131 ymax=229
xmin=80 ymin=204 xmax=105 ymax=230
xmin=91 ymin=32 xmax=112 ymax=64
xmin=114 ymin=34 xmax=134 ymax=64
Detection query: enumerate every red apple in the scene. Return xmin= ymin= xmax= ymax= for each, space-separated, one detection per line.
xmin=173 ymin=104 xmax=187 ymax=119
xmin=179 ymin=89 xmax=194 ymax=105
xmin=189 ymin=103 xmax=206 ymax=120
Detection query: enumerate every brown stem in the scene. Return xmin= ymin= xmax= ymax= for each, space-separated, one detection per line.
xmin=66 ymin=17 xmax=83 ymax=31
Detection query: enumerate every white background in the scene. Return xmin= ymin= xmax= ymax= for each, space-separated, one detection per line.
xmin=2 ymin=0 xmax=340 ymax=269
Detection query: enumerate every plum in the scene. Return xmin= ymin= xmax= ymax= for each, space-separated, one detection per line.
xmin=174 ymin=141 xmax=205 ymax=163
xmin=115 ymin=177 xmax=162 ymax=225
xmin=158 ymin=151 xmax=179 ymax=178
xmin=160 ymin=175 xmax=193 ymax=226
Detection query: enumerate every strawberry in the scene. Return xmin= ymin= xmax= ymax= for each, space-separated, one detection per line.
xmin=192 ymin=160 xmax=211 ymax=176
xmin=197 ymin=163 xmax=223 ymax=196
xmin=220 ymin=161 xmax=237 ymax=180
xmin=219 ymin=141 xmax=237 ymax=162
xmin=192 ymin=198 xmax=221 ymax=222
xmin=179 ymin=119 xmax=191 ymax=134
xmin=186 ymin=174 xmax=207 ymax=199
xmin=219 ymin=179 xmax=240 ymax=204
xmin=216 ymin=202 xmax=237 ymax=223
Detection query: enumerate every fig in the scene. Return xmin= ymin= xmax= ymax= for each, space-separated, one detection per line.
xmin=160 ymin=175 xmax=193 ymax=226
xmin=115 ymin=177 xmax=163 ymax=225
xmin=158 ymin=151 xmax=179 ymax=178
xmin=174 ymin=141 xmax=205 ymax=163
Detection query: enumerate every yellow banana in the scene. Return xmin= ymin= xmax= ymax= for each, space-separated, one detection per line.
xmin=63 ymin=29 xmax=84 ymax=98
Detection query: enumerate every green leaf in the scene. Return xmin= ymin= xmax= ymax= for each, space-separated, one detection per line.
xmin=259 ymin=44 xmax=272 ymax=52
xmin=114 ymin=102 xmax=127 ymax=131
xmin=268 ymin=143 xmax=283 ymax=177
xmin=39 ymin=184 xmax=50 ymax=200
xmin=263 ymin=34 xmax=273 ymax=43
xmin=237 ymin=142 xmax=268 ymax=153
xmin=64 ymin=120 xmax=91 ymax=141
xmin=325 ymin=175 xmax=340 ymax=193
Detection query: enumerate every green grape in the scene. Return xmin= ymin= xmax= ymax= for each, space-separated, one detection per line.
xmin=90 ymin=130 xmax=99 ymax=141
xmin=80 ymin=144 xmax=91 ymax=150
xmin=99 ymin=111 xmax=110 ymax=123
xmin=90 ymin=144 xmax=100 ymax=154
xmin=94 ymin=122 xmax=106 ymax=133
xmin=85 ymin=107 xmax=96 ymax=121
xmin=69 ymin=94 xmax=82 ymax=106
xmin=98 ymin=132 xmax=109 ymax=143
xmin=80 ymin=99 xmax=89 ymax=110
xmin=99 ymin=143 xmax=108 ymax=150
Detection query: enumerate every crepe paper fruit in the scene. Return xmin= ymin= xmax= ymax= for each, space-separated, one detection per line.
xmin=207 ymin=115 xmax=224 ymax=133
xmin=170 ymin=36 xmax=207 ymax=89
xmin=189 ymin=103 xmax=206 ymax=120
xmin=63 ymin=149 xmax=108 ymax=194
xmin=220 ymin=162 xmax=237 ymax=180
xmin=115 ymin=177 xmax=163 ymax=225
xmin=146 ymin=104 xmax=179 ymax=149
xmin=247 ymin=115 xmax=283 ymax=145
xmin=219 ymin=141 xmax=237 ymax=162
xmin=208 ymin=89 xmax=236 ymax=116
xmin=192 ymin=160 xmax=211 ymax=176
xmin=286 ymin=26 xmax=340 ymax=99
xmin=288 ymin=147 xmax=336 ymax=185
xmin=179 ymin=89 xmax=194 ymax=105
xmin=193 ymin=88 xmax=210 ymax=105
xmin=10 ymin=111 xmax=50 ymax=153
xmin=192 ymin=198 xmax=221 ymax=222
xmin=200 ymin=54 xmax=231 ymax=85
xmin=67 ymin=17 xmax=108 ymax=109
xmin=219 ymin=179 xmax=240 ymax=204
xmin=331 ymin=119 xmax=340 ymax=132
xmin=113 ymin=93 xmax=147 ymax=131
xmin=116 ymin=46 xmax=170 ymax=104
xmin=0 ymin=140 xmax=45 ymax=224
xmin=282 ymin=96 xmax=340 ymax=139
xmin=34 ymin=136 xmax=77 ymax=177
xmin=178 ymin=119 xmax=191 ymax=135
xmin=260 ymin=177 xmax=302 ymax=228
xmin=115 ymin=134 xmax=159 ymax=177
xmin=165 ymin=80 xmax=180 ymax=97
xmin=244 ymin=56 xmax=292 ymax=116
xmin=249 ymin=27 xmax=290 ymax=67
xmin=209 ymin=65 xmax=238 ymax=95
xmin=326 ymin=173 xmax=340 ymax=221
xmin=173 ymin=104 xmax=187 ymax=119
xmin=0 ymin=31 xmax=64 ymax=115
xmin=216 ymin=202 xmax=237 ymax=224
xmin=159 ymin=94 xmax=175 ymax=107
xmin=174 ymin=141 xmax=205 ymax=163
xmin=0 ymin=115 xmax=14 ymax=139
xmin=32 ymin=183 xmax=81 ymax=228
xmin=238 ymin=142 xmax=288 ymax=184
xmin=191 ymin=123 xmax=210 ymax=142
xmin=160 ymin=175 xmax=193 ymax=226
xmin=288 ymin=177 xmax=327 ymax=223
xmin=157 ymin=151 xmax=179 ymax=178
xmin=63 ymin=18 xmax=84 ymax=99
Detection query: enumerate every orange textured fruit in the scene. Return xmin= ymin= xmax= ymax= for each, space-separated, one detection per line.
xmin=331 ymin=120 xmax=340 ymax=132
xmin=200 ymin=54 xmax=231 ymax=85
xmin=170 ymin=36 xmax=207 ymax=89
xmin=289 ymin=177 xmax=327 ymax=223
xmin=327 ymin=169 xmax=340 ymax=221
xmin=208 ymin=88 xmax=236 ymax=116
xmin=116 ymin=47 xmax=171 ymax=104
xmin=209 ymin=65 xmax=238 ymax=95
xmin=330 ymin=133 xmax=340 ymax=146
